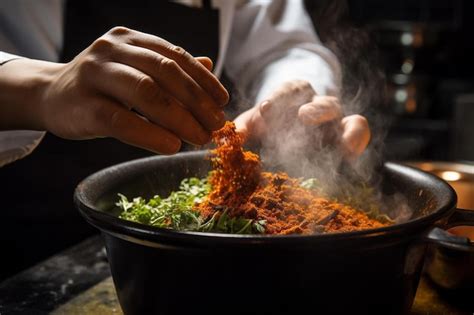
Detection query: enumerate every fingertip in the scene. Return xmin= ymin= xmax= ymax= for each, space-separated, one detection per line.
xmin=195 ymin=56 xmax=213 ymax=71
xmin=214 ymin=110 xmax=226 ymax=129
xmin=206 ymin=111 xmax=226 ymax=132
xmin=234 ymin=117 xmax=252 ymax=144
xmin=341 ymin=115 xmax=371 ymax=157
xmin=212 ymin=84 xmax=230 ymax=108
xmin=195 ymin=56 xmax=229 ymax=107
xmin=164 ymin=137 xmax=182 ymax=155
xmin=151 ymin=133 xmax=182 ymax=155
xmin=234 ymin=124 xmax=249 ymax=141
xmin=218 ymin=88 xmax=230 ymax=107
xmin=224 ymin=89 xmax=230 ymax=105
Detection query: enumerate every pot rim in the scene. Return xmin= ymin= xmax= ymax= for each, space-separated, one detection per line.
xmin=74 ymin=151 xmax=457 ymax=246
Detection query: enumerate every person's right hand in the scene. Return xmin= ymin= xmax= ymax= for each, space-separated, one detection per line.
xmin=0 ymin=27 xmax=229 ymax=154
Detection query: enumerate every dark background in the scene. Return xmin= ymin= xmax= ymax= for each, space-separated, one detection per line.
xmin=1 ymin=0 xmax=474 ymax=281
xmin=308 ymin=0 xmax=474 ymax=161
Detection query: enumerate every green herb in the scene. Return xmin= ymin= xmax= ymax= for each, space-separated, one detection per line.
xmin=117 ymin=176 xmax=266 ymax=234
xmin=118 ymin=177 xmax=210 ymax=230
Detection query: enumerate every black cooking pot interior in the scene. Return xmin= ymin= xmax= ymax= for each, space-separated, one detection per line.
xmin=74 ymin=151 xmax=474 ymax=315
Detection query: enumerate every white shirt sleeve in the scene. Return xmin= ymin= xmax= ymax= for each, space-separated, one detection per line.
xmin=0 ymin=0 xmax=63 ymax=167
xmin=0 ymin=52 xmax=47 ymax=167
xmin=0 ymin=131 xmax=45 ymax=167
xmin=0 ymin=51 xmax=45 ymax=167
xmin=224 ymin=0 xmax=342 ymax=106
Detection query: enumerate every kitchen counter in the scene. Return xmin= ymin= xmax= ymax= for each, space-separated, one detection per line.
xmin=0 ymin=236 xmax=110 ymax=314
xmin=0 ymin=235 xmax=472 ymax=315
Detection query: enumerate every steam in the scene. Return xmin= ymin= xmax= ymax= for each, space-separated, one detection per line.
xmin=234 ymin=17 xmax=412 ymax=222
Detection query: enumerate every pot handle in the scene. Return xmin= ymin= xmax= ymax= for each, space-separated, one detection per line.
xmin=424 ymin=208 xmax=474 ymax=251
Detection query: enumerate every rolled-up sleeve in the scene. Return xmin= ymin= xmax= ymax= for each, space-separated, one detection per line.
xmin=0 ymin=130 xmax=45 ymax=167
xmin=0 ymin=0 xmax=62 ymax=167
xmin=225 ymin=0 xmax=342 ymax=105
xmin=0 ymin=52 xmax=46 ymax=167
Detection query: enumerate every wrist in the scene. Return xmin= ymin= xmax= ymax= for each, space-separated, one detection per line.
xmin=0 ymin=58 xmax=62 ymax=131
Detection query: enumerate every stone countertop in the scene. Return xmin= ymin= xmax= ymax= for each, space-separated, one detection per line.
xmin=0 ymin=235 xmax=472 ymax=314
xmin=0 ymin=235 xmax=110 ymax=314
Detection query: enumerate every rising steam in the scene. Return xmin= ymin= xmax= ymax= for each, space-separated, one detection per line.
xmin=231 ymin=6 xmax=412 ymax=223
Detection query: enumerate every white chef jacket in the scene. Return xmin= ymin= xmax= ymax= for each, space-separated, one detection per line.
xmin=0 ymin=0 xmax=341 ymax=167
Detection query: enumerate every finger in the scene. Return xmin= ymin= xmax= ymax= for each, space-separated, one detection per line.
xmin=118 ymin=28 xmax=229 ymax=106
xmin=298 ymin=96 xmax=343 ymax=125
xmin=90 ymin=97 xmax=181 ymax=154
xmin=340 ymin=115 xmax=371 ymax=157
xmin=259 ymin=80 xmax=316 ymax=120
xmin=234 ymin=107 xmax=266 ymax=142
xmin=110 ymin=43 xmax=225 ymax=131
xmin=89 ymin=61 xmax=211 ymax=145
xmin=195 ymin=57 xmax=213 ymax=71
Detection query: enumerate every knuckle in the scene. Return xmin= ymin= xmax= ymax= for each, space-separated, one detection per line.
xmin=298 ymin=80 xmax=312 ymax=89
xmin=90 ymin=37 xmax=115 ymax=52
xmin=173 ymin=46 xmax=197 ymax=65
xmin=108 ymin=26 xmax=131 ymax=37
xmin=78 ymin=55 xmax=100 ymax=77
xmin=96 ymin=37 xmax=114 ymax=47
xmin=292 ymin=80 xmax=311 ymax=91
xmin=171 ymin=45 xmax=188 ymax=57
xmin=171 ymin=45 xmax=194 ymax=64
xmin=134 ymin=75 xmax=158 ymax=102
xmin=156 ymin=58 xmax=179 ymax=74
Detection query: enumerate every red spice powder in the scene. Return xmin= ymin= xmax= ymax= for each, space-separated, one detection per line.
xmin=196 ymin=122 xmax=387 ymax=235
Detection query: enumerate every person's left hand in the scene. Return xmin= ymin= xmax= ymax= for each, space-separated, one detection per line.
xmin=234 ymin=80 xmax=370 ymax=158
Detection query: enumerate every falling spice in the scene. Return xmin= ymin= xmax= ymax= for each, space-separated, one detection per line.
xmin=195 ymin=122 xmax=387 ymax=235
xmin=206 ymin=121 xmax=261 ymax=209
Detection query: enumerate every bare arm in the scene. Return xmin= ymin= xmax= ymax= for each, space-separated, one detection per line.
xmin=0 ymin=27 xmax=228 ymax=154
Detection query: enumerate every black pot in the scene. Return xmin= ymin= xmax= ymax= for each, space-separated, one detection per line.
xmin=74 ymin=151 xmax=474 ymax=315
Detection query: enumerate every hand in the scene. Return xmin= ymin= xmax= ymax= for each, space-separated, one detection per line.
xmin=0 ymin=27 xmax=229 ymax=154
xmin=234 ymin=80 xmax=370 ymax=158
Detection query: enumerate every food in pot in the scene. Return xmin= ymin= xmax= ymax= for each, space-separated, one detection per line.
xmin=117 ymin=122 xmax=391 ymax=234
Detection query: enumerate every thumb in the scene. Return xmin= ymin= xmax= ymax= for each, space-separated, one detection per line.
xmin=233 ymin=109 xmax=253 ymax=142
xmin=234 ymin=105 xmax=269 ymax=143
xmin=340 ymin=115 xmax=371 ymax=158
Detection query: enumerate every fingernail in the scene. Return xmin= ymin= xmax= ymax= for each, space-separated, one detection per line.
xmin=213 ymin=109 xmax=226 ymax=126
xmin=171 ymin=138 xmax=182 ymax=154
xmin=161 ymin=137 xmax=181 ymax=155
xmin=217 ymin=89 xmax=230 ymax=106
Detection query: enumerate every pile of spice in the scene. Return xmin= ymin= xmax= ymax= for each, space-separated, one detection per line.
xmin=195 ymin=122 xmax=387 ymax=235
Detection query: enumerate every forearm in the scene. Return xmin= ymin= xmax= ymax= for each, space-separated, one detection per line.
xmin=251 ymin=46 xmax=342 ymax=104
xmin=0 ymin=58 xmax=60 ymax=131
xmin=226 ymin=0 xmax=342 ymax=105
